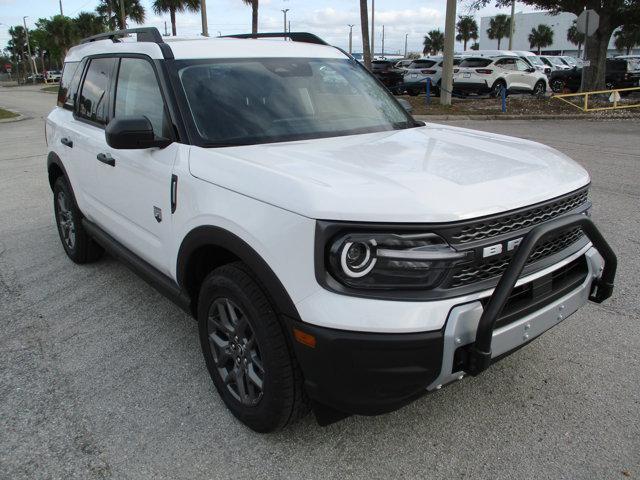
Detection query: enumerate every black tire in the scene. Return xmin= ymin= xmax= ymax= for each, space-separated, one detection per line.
xmin=408 ymin=88 xmax=420 ymax=96
xmin=532 ymin=80 xmax=546 ymax=97
xmin=198 ymin=262 xmax=308 ymax=432
xmin=53 ymin=176 xmax=104 ymax=264
xmin=550 ymin=79 xmax=565 ymax=93
xmin=490 ymin=80 xmax=507 ymax=98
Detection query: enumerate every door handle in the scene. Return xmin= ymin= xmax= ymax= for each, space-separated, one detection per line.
xmin=96 ymin=153 xmax=116 ymax=167
xmin=60 ymin=137 xmax=73 ymax=148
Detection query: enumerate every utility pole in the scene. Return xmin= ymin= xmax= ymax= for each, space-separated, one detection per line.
xmin=508 ymin=0 xmax=516 ymax=50
xmin=370 ymin=0 xmax=375 ymax=59
xmin=22 ymin=16 xmax=37 ymax=76
xmin=201 ymin=0 xmax=209 ymax=36
xmin=440 ymin=0 xmax=456 ymax=105
xmin=404 ymin=33 xmax=408 ymax=58
xmin=381 ymin=25 xmax=385 ymax=57
xmin=282 ymin=9 xmax=289 ymax=38
xmin=119 ymin=0 xmax=126 ymax=29
xmin=348 ymin=24 xmax=355 ymax=54
xmin=288 ymin=20 xmax=291 ymax=34
xmin=59 ymin=0 xmax=64 ymax=16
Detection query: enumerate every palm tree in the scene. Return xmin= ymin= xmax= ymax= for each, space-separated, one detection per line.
xmin=487 ymin=14 xmax=511 ymax=50
xmin=241 ymin=0 xmax=259 ymax=35
xmin=614 ymin=26 xmax=640 ymax=55
xmin=566 ymin=21 xmax=585 ymax=57
xmin=528 ymin=24 xmax=554 ymax=54
xmin=36 ymin=16 xmax=78 ymax=65
xmin=456 ymin=15 xmax=478 ymax=51
xmin=152 ymin=0 xmax=200 ymax=36
xmin=423 ymin=29 xmax=444 ymax=55
xmin=359 ymin=0 xmax=371 ymax=69
xmin=97 ymin=0 xmax=146 ymax=30
xmin=75 ymin=12 xmax=106 ymax=39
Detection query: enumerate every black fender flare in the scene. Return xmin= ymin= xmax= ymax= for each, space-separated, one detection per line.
xmin=176 ymin=225 xmax=301 ymax=320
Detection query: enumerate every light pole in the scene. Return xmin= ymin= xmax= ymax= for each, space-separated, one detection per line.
xmin=281 ymin=9 xmax=289 ymax=38
xmin=381 ymin=25 xmax=385 ymax=57
xmin=370 ymin=0 xmax=375 ymax=59
xmin=22 ymin=16 xmax=37 ymax=76
xmin=508 ymin=0 xmax=516 ymax=50
xmin=201 ymin=0 xmax=209 ymax=36
xmin=404 ymin=33 xmax=408 ymax=58
xmin=348 ymin=24 xmax=355 ymax=54
xmin=59 ymin=0 xmax=64 ymax=16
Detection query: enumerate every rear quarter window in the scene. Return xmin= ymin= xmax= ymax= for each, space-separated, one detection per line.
xmin=57 ymin=62 xmax=81 ymax=109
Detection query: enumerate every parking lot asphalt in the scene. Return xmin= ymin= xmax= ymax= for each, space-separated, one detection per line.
xmin=1 ymin=86 xmax=639 ymax=480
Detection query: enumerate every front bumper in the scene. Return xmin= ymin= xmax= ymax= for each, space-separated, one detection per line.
xmin=290 ymin=215 xmax=616 ymax=419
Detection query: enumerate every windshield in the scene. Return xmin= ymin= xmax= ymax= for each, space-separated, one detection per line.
xmin=547 ymin=57 xmax=565 ymax=67
xmin=177 ymin=58 xmax=415 ymax=147
xmin=526 ymin=56 xmax=544 ymax=67
xmin=562 ymin=56 xmax=577 ymax=66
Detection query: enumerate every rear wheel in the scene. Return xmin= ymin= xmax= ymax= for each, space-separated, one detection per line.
xmin=198 ymin=262 xmax=308 ymax=432
xmin=490 ymin=80 xmax=507 ymax=98
xmin=53 ymin=176 xmax=104 ymax=264
xmin=407 ymin=87 xmax=421 ymax=96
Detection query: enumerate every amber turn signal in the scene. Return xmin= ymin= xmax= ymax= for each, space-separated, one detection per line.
xmin=293 ymin=328 xmax=316 ymax=348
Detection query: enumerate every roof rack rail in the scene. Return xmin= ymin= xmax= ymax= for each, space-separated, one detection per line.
xmin=223 ymin=32 xmax=329 ymax=46
xmin=81 ymin=27 xmax=164 ymax=45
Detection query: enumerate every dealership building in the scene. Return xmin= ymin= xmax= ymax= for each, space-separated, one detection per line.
xmin=479 ymin=11 xmax=638 ymax=57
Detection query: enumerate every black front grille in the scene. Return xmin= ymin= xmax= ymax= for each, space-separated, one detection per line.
xmin=483 ymin=255 xmax=589 ymax=330
xmin=445 ymin=188 xmax=589 ymax=245
xmin=447 ymin=227 xmax=585 ymax=288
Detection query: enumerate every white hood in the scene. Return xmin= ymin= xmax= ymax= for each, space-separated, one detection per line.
xmin=188 ymin=123 xmax=590 ymax=223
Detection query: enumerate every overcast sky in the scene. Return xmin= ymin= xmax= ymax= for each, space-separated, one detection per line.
xmin=1 ymin=0 xmax=539 ymax=54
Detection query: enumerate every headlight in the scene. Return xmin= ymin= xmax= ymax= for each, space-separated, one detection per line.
xmin=327 ymin=232 xmax=470 ymax=290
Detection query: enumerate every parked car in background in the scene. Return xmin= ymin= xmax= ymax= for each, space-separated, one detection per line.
xmin=403 ymin=56 xmax=464 ymax=96
xmin=549 ymin=58 xmax=640 ymax=93
xmin=614 ymin=55 xmax=640 ymax=72
xmin=512 ymin=51 xmax=552 ymax=75
xmin=453 ymin=56 xmax=548 ymax=96
xmin=540 ymin=56 xmax=571 ymax=72
xmin=559 ymin=56 xmax=581 ymax=69
xmin=46 ymin=70 xmax=62 ymax=82
xmin=394 ymin=59 xmax=413 ymax=71
xmin=26 ymin=73 xmax=44 ymax=84
xmin=371 ymin=60 xmax=405 ymax=92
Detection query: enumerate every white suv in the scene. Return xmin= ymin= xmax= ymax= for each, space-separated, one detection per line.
xmin=454 ymin=55 xmax=548 ymax=96
xmin=46 ymin=28 xmax=616 ymax=432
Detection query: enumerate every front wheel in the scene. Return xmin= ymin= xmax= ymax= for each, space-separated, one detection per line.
xmin=550 ymin=79 xmax=565 ymax=93
xmin=198 ymin=262 xmax=308 ymax=432
xmin=532 ymin=80 xmax=546 ymax=97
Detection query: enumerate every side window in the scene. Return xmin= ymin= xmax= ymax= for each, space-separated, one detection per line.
xmin=114 ymin=58 xmax=170 ymax=138
xmin=78 ymin=58 xmax=116 ymax=124
xmin=515 ymin=59 xmax=530 ymax=71
xmin=58 ymin=61 xmax=80 ymax=108
xmin=497 ymin=59 xmax=516 ymax=71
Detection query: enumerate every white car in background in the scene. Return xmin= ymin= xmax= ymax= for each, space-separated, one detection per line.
xmin=540 ymin=56 xmax=572 ymax=71
xmin=453 ymin=55 xmax=548 ymax=96
xmin=403 ymin=56 xmax=464 ymax=96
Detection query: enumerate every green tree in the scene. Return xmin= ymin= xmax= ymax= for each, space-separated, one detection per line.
xmin=152 ymin=0 xmax=200 ymax=36
xmin=35 ymin=16 xmax=78 ymax=65
xmin=566 ymin=20 xmax=585 ymax=57
xmin=423 ymin=29 xmax=445 ymax=55
xmin=528 ymin=24 xmax=554 ymax=53
xmin=7 ymin=25 xmax=36 ymax=77
xmin=242 ymin=0 xmax=259 ymax=35
xmin=456 ymin=15 xmax=479 ymax=51
xmin=75 ymin=12 xmax=106 ymax=39
xmin=97 ymin=0 xmax=146 ymax=30
xmin=614 ymin=25 xmax=640 ymax=55
xmin=469 ymin=0 xmax=640 ymax=90
xmin=486 ymin=14 xmax=511 ymax=49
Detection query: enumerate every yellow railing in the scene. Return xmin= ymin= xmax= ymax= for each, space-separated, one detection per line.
xmin=552 ymin=86 xmax=640 ymax=112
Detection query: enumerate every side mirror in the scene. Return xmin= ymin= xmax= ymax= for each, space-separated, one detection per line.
xmin=397 ymin=98 xmax=413 ymax=114
xmin=527 ymin=67 xmax=536 ymax=73
xmin=105 ymin=116 xmax=171 ymax=150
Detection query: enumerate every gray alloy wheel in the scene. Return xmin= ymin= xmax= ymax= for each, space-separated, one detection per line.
xmin=56 ymin=190 xmax=76 ymax=250
xmin=533 ymin=80 xmax=546 ymax=96
xmin=207 ymin=297 xmax=264 ymax=406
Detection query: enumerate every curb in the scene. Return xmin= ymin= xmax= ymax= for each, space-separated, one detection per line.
xmin=414 ymin=113 xmax=640 ymax=121
xmin=0 ymin=107 xmax=28 ymax=124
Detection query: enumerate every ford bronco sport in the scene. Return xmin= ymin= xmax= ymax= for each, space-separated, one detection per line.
xmin=46 ymin=28 xmax=616 ymax=432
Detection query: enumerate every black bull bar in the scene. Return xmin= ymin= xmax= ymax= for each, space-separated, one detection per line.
xmin=466 ymin=213 xmax=617 ymax=376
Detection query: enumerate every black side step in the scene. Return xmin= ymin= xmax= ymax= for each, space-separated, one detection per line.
xmin=83 ymin=219 xmax=191 ymax=313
